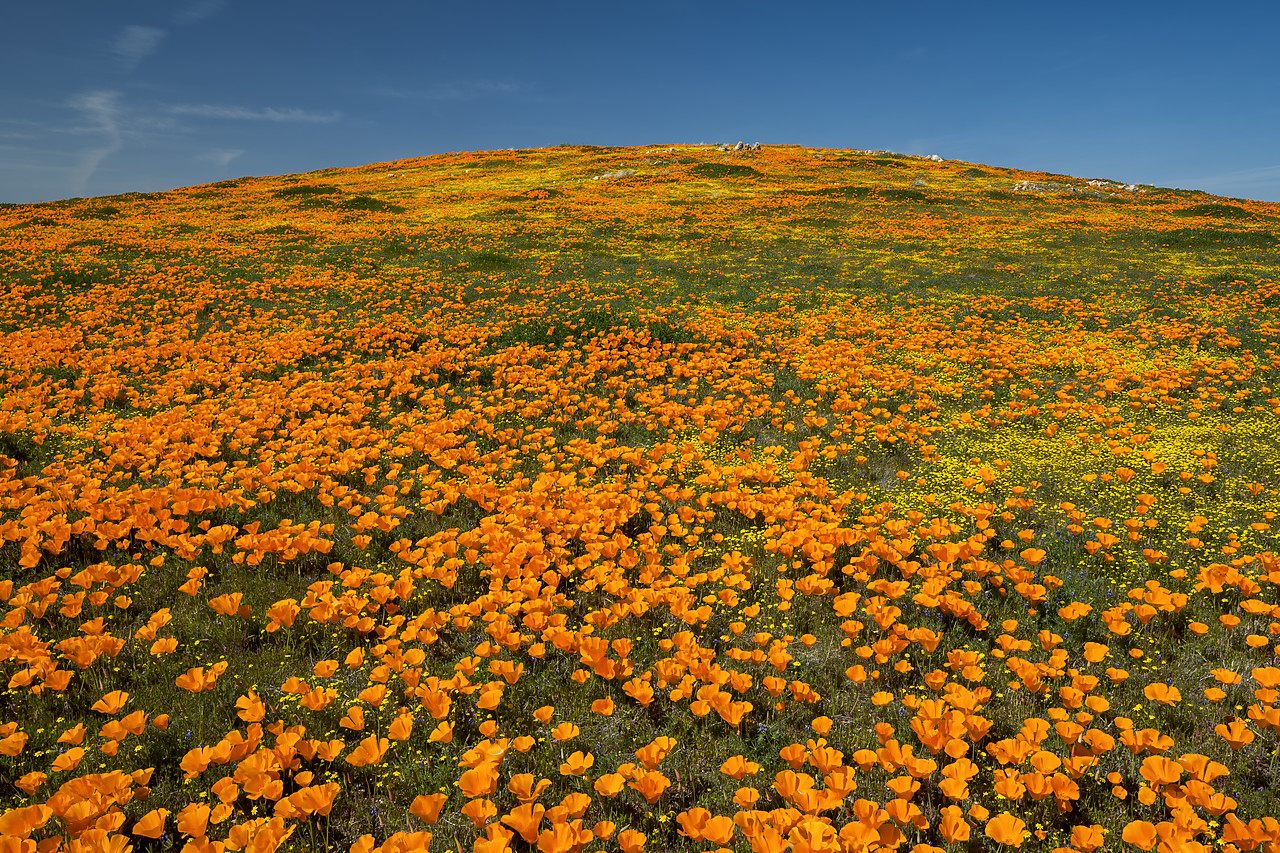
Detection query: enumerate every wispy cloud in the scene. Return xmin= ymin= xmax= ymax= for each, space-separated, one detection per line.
xmin=1182 ymin=163 xmax=1280 ymax=186
xmin=166 ymin=103 xmax=341 ymax=123
xmin=200 ymin=148 xmax=246 ymax=167
xmin=65 ymin=90 xmax=124 ymax=196
xmin=1169 ymin=163 xmax=1280 ymax=200
xmin=175 ymin=0 xmax=227 ymax=25
xmin=114 ymin=25 xmax=167 ymax=70
xmin=369 ymin=81 xmax=523 ymax=101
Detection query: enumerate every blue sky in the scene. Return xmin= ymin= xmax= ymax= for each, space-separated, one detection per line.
xmin=3 ymin=1 xmax=1279 ymax=204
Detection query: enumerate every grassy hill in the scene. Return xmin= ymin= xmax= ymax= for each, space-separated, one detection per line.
xmin=2 ymin=144 xmax=1280 ymax=852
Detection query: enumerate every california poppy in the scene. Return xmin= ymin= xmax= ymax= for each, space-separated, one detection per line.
xmin=984 ymin=813 xmax=1027 ymax=847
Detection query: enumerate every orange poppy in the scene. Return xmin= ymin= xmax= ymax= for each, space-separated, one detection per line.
xmin=339 ymin=705 xmax=365 ymax=730
xmin=721 ymin=753 xmax=757 ymax=778
xmin=1121 ymin=820 xmax=1158 ymax=851
xmin=939 ymin=805 xmax=970 ymax=843
xmin=1143 ymin=682 xmax=1181 ymax=705
xmin=593 ymin=774 xmax=626 ymax=798
xmin=133 ymin=809 xmax=169 ymax=839
xmin=558 ymin=750 xmax=594 ymax=776
xmin=235 ymin=690 xmax=266 ymax=722
xmin=409 ymin=793 xmax=447 ymax=825
xmin=550 ymin=722 xmax=578 ymax=741
xmin=51 ymin=746 xmax=85 ymax=773
xmin=617 ymin=828 xmax=646 ymax=853
xmin=14 ymin=771 xmax=47 ymax=795
xmin=358 ymin=683 xmax=387 ymax=705
xmin=460 ymin=798 xmax=497 ymax=829
xmin=984 ymin=813 xmax=1027 ymax=847
xmin=509 ymin=774 xmax=552 ymax=803
xmin=91 ymin=690 xmax=129 ymax=714
xmin=634 ymin=736 xmax=675 ymax=769
xmin=501 ymin=802 xmax=546 ymax=843
xmin=175 ymin=803 xmax=211 ymax=839
xmin=1216 ymin=718 xmax=1256 ymax=750
xmin=1139 ymin=755 xmax=1183 ymax=786
xmin=458 ymin=765 xmax=499 ymax=798
xmin=0 ymin=804 xmax=53 ymax=837
xmin=676 ymin=808 xmax=712 ymax=840
xmin=344 ymin=734 xmax=389 ymax=767
xmin=627 ymin=769 xmax=670 ymax=804
xmin=1069 ymin=824 xmax=1107 ymax=852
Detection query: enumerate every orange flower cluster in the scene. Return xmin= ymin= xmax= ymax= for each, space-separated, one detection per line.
xmin=2 ymin=144 xmax=1280 ymax=852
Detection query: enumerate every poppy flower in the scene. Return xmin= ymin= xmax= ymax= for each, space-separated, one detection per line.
xmin=1139 ymin=755 xmax=1182 ymax=787
xmin=0 ymin=731 xmax=28 ymax=757
xmin=175 ymin=662 xmax=227 ymax=693
xmin=211 ymin=778 xmax=239 ymax=804
xmin=1121 ymin=820 xmax=1158 ymax=850
xmin=265 ymin=599 xmax=300 ymax=632
xmin=235 ymin=690 xmax=266 ymax=722
xmin=133 ymin=809 xmax=169 ymax=839
xmin=1253 ymin=666 xmax=1280 ymax=688
xmin=1066 ymin=824 xmax=1106 ymax=852
xmin=985 ymin=813 xmax=1027 ymax=847
xmin=208 ymin=592 xmax=245 ymax=617
xmin=627 ymin=769 xmax=670 ymax=804
xmin=91 ymin=690 xmax=129 ymax=714
xmin=339 ymin=705 xmax=365 ymax=730
xmin=311 ymin=739 xmax=345 ymax=761
xmin=779 ymin=742 xmax=808 ymax=770
xmin=385 ymin=712 xmax=413 ymax=741
xmin=459 ymin=765 xmax=499 ymax=798
xmin=175 ymin=803 xmax=211 ymax=839
xmin=358 ymin=684 xmax=387 ymax=706
xmin=509 ymin=774 xmax=552 ymax=803
xmin=634 ymin=736 xmax=675 ymax=769
xmin=0 ymin=804 xmax=53 ymax=837
xmin=617 ymin=828 xmax=646 ymax=853
xmin=14 ymin=771 xmax=47 ymax=795
xmin=344 ymin=734 xmax=389 ymax=767
xmin=938 ymin=805 xmax=970 ymax=843
xmin=1216 ymin=718 xmax=1255 ymax=750
xmin=51 ymin=746 xmax=85 ymax=772
xmin=676 ymin=808 xmax=712 ymax=840
xmin=1179 ymin=753 xmax=1229 ymax=782
xmin=461 ymin=798 xmax=497 ymax=829
xmin=501 ymin=802 xmax=546 ymax=843
xmin=559 ymin=750 xmax=594 ymax=776
xmin=1143 ymin=683 xmax=1181 ymax=705
xmin=593 ymin=774 xmax=626 ymax=797
xmin=550 ymin=722 xmax=578 ymax=741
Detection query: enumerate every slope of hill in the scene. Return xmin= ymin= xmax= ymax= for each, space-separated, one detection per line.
xmin=2 ymin=145 xmax=1280 ymax=852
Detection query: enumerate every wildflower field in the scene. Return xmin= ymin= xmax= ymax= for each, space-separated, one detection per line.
xmin=3 ymin=143 xmax=1280 ymax=853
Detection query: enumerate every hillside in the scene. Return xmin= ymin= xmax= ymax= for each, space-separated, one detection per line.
xmin=2 ymin=145 xmax=1280 ymax=852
